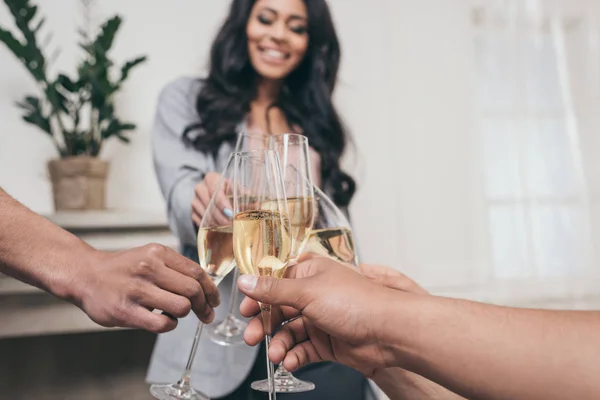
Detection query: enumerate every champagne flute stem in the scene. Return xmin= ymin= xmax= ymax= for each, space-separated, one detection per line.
xmin=176 ymin=321 xmax=204 ymax=389
xmin=265 ymin=334 xmax=276 ymax=400
xmin=227 ymin=268 xmax=240 ymax=318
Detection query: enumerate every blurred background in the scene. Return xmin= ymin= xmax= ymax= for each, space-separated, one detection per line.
xmin=1 ymin=0 xmax=600 ymax=398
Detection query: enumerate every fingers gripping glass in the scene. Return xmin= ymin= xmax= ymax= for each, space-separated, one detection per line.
xmin=150 ymin=155 xmax=236 ymax=400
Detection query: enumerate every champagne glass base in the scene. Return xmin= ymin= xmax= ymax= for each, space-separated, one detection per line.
xmin=150 ymin=383 xmax=210 ymax=400
xmin=251 ymin=375 xmax=315 ymax=393
xmin=208 ymin=316 xmax=248 ymax=346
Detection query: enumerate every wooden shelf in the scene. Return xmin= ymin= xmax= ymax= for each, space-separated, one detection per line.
xmin=0 ymin=293 xmax=125 ymax=339
xmin=44 ymin=209 xmax=170 ymax=230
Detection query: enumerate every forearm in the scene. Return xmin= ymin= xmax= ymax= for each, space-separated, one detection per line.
xmin=0 ymin=189 xmax=99 ymax=302
xmin=381 ymin=293 xmax=600 ymax=400
xmin=372 ymin=367 xmax=466 ymax=400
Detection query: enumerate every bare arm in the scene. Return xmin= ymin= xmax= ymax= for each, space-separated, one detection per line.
xmin=0 ymin=188 xmax=93 ymax=298
xmin=0 ymin=188 xmax=220 ymax=332
xmin=380 ymin=294 xmax=600 ymax=400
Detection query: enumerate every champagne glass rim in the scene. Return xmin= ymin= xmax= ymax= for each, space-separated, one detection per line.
xmin=270 ymin=133 xmax=307 ymax=142
xmin=234 ymin=148 xmax=278 ymax=158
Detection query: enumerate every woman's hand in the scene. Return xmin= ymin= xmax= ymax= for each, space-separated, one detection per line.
xmin=192 ymin=172 xmax=232 ymax=227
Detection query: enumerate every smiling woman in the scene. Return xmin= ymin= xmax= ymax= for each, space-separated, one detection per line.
xmin=246 ymin=0 xmax=309 ymax=80
xmin=146 ymin=0 xmax=366 ymax=399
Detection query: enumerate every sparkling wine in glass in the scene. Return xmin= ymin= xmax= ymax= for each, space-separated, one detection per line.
xmin=150 ymin=155 xmax=237 ymax=400
xmin=305 ymin=184 xmax=359 ymax=268
xmin=232 ymin=149 xmax=292 ymax=400
xmin=208 ymin=133 xmax=270 ymax=346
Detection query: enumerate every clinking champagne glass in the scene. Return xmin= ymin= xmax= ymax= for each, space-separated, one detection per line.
xmin=251 ymin=134 xmax=316 ymax=394
xmin=232 ymin=149 xmax=292 ymax=400
xmin=208 ymin=133 xmax=270 ymax=347
xmin=150 ymin=154 xmax=237 ymax=400
xmin=270 ymin=134 xmax=315 ymax=261
xmin=305 ymin=184 xmax=359 ymax=268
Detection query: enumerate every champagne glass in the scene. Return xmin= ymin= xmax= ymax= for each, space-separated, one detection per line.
xmin=232 ymin=149 xmax=292 ymax=400
xmin=305 ymin=184 xmax=359 ymax=268
xmin=150 ymin=154 xmax=237 ymax=400
xmin=208 ymin=133 xmax=269 ymax=346
xmin=251 ymin=134 xmax=316 ymax=394
xmin=268 ymin=134 xmax=315 ymax=262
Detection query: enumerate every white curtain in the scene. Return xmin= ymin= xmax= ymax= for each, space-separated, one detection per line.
xmin=469 ymin=0 xmax=600 ymax=307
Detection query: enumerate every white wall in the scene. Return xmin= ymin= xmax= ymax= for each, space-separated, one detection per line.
xmin=0 ymin=0 xmax=482 ymax=290
xmin=330 ymin=0 xmax=484 ymax=287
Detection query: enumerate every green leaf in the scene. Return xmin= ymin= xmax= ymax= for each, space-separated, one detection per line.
xmin=97 ymin=103 xmax=114 ymax=122
xmin=0 ymin=0 xmax=48 ymax=82
xmin=15 ymin=95 xmax=40 ymax=111
xmin=0 ymin=27 xmax=24 ymax=57
xmin=118 ymin=122 xmax=135 ymax=131
xmin=15 ymin=94 xmax=52 ymax=135
xmin=45 ymin=83 xmax=69 ymax=114
xmin=119 ymin=55 xmax=147 ymax=83
xmin=101 ymin=119 xmax=135 ymax=140
xmin=22 ymin=113 xmax=51 ymax=135
xmin=116 ymin=133 xmax=131 ymax=143
xmin=56 ymin=73 xmax=77 ymax=93
xmin=94 ymin=15 xmax=121 ymax=54
xmin=79 ymin=41 xmax=94 ymax=56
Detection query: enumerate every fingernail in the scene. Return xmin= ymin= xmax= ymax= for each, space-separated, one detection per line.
xmin=223 ymin=208 xmax=233 ymax=218
xmin=205 ymin=309 xmax=215 ymax=324
xmin=239 ymin=274 xmax=258 ymax=291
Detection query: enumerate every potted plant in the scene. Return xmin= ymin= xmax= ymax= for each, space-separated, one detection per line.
xmin=0 ymin=0 xmax=147 ymax=210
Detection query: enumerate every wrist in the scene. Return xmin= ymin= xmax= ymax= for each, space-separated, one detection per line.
xmin=372 ymin=289 xmax=427 ymax=369
xmin=370 ymin=367 xmax=410 ymax=398
xmin=50 ymin=239 xmax=105 ymax=306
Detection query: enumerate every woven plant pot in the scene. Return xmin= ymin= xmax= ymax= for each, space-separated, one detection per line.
xmin=48 ymin=157 xmax=109 ymax=211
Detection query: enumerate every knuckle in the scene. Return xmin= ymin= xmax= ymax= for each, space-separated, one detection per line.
xmin=145 ymin=243 xmax=166 ymax=259
xmin=93 ymin=312 xmax=116 ymax=328
xmin=186 ymin=280 xmax=203 ymax=298
xmin=172 ymin=299 xmax=192 ymax=318
xmin=205 ymin=172 xmax=218 ymax=182
xmin=112 ymin=300 xmax=132 ymax=324
xmin=190 ymin=265 xmax=205 ymax=281
xmin=133 ymin=259 xmax=155 ymax=278
xmin=195 ymin=182 xmax=206 ymax=192
xmin=125 ymin=279 xmax=146 ymax=300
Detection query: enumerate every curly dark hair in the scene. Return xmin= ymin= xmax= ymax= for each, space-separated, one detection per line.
xmin=183 ymin=0 xmax=356 ymax=207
